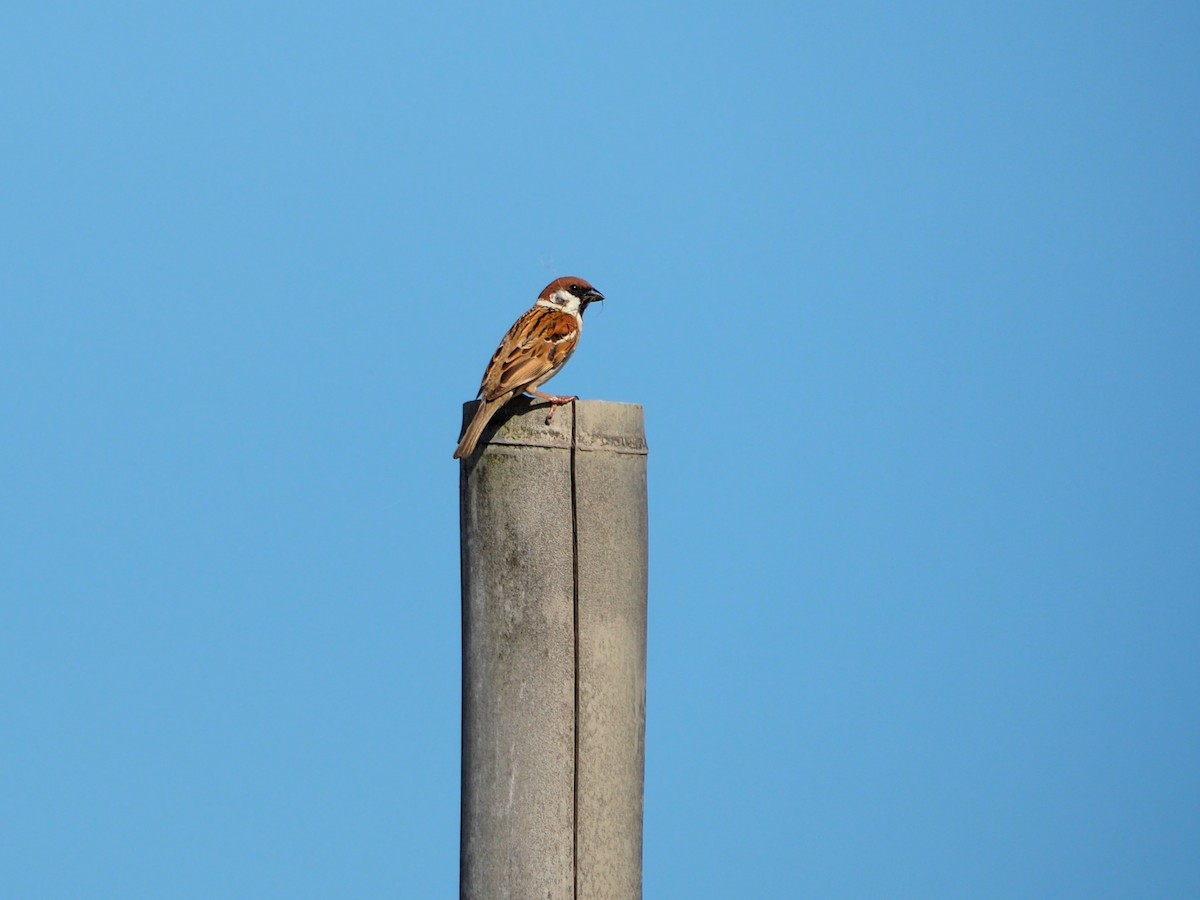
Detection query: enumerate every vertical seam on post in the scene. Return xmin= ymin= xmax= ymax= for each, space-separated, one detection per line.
xmin=569 ymin=400 xmax=580 ymax=900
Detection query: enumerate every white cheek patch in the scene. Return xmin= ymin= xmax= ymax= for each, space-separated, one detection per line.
xmin=537 ymin=292 xmax=582 ymax=315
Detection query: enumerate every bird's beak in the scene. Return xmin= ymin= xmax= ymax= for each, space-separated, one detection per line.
xmin=585 ymin=288 xmax=605 ymax=304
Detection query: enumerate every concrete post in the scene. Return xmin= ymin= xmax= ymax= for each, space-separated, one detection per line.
xmin=459 ymin=398 xmax=648 ymax=900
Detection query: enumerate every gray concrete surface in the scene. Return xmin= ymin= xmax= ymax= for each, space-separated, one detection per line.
xmin=458 ymin=399 xmax=648 ymax=900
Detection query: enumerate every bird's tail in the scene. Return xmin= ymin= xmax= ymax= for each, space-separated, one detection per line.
xmin=453 ymin=397 xmax=506 ymax=459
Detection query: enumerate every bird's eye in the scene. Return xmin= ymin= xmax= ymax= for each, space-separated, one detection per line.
xmin=570 ymin=284 xmax=584 ymax=295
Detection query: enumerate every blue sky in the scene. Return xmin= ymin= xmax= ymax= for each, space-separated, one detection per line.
xmin=3 ymin=2 xmax=1198 ymax=896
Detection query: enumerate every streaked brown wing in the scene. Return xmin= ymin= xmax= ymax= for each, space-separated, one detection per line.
xmin=479 ymin=307 xmax=579 ymax=401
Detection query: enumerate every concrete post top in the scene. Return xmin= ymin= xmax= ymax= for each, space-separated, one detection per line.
xmin=460 ymin=399 xmax=647 ymax=455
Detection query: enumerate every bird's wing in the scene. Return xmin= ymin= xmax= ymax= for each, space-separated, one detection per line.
xmin=479 ymin=307 xmax=580 ymax=401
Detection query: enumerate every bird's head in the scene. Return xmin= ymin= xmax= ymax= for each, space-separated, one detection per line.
xmin=538 ymin=276 xmax=604 ymax=315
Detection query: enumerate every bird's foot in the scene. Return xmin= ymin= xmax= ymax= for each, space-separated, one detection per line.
xmin=529 ymin=392 xmax=578 ymax=424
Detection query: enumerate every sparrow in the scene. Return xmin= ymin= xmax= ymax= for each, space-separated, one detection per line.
xmin=453 ymin=276 xmax=604 ymax=459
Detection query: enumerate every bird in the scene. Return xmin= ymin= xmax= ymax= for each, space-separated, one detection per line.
xmin=453 ymin=276 xmax=604 ymax=459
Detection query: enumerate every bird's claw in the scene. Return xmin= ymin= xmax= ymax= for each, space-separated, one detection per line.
xmin=543 ymin=395 xmax=578 ymax=424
